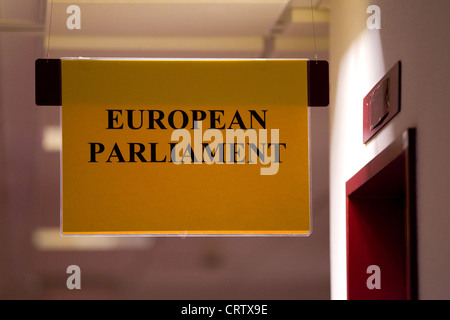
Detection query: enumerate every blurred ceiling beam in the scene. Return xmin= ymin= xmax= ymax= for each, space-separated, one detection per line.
xmin=46 ymin=35 xmax=263 ymax=52
xmin=0 ymin=19 xmax=44 ymax=33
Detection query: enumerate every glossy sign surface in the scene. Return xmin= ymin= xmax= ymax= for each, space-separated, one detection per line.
xmin=61 ymin=59 xmax=311 ymax=235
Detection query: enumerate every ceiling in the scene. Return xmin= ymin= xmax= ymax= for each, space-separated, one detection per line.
xmin=0 ymin=0 xmax=330 ymax=299
xmin=45 ymin=0 xmax=329 ymax=59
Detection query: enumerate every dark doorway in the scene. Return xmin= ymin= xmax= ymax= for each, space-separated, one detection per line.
xmin=346 ymin=128 xmax=417 ymax=300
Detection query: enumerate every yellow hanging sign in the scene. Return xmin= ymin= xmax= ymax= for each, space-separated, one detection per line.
xmin=60 ymin=59 xmax=311 ymax=235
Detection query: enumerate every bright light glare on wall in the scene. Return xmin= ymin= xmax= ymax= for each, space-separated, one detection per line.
xmin=32 ymin=227 xmax=155 ymax=251
xmin=42 ymin=125 xmax=62 ymax=152
xmin=330 ymin=12 xmax=387 ymax=300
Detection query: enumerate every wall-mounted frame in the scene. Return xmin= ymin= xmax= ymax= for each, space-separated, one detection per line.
xmin=346 ymin=128 xmax=417 ymax=299
xmin=363 ymin=61 xmax=401 ymax=144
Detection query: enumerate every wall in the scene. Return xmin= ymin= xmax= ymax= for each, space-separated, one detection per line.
xmin=329 ymin=0 xmax=450 ymax=299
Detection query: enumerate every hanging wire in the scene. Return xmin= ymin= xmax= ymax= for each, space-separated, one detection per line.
xmin=46 ymin=0 xmax=54 ymax=58
xmin=310 ymin=0 xmax=318 ymax=62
